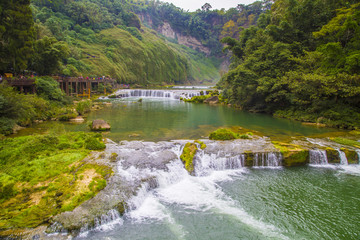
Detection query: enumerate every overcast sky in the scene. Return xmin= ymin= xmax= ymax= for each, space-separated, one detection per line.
xmin=162 ymin=0 xmax=257 ymax=12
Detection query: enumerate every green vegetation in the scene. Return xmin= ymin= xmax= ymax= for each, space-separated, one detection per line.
xmin=0 ymin=81 xmax=74 ymax=135
xmin=209 ymin=128 xmax=252 ymax=140
xmin=0 ymin=132 xmax=110 ymax=229
xmin=272 ymin=141 xmax=309 ymax=167
xmin=219 ymin=1 xmax=360 ymax=129
xmin=180 ymin=142 xmax=198 ymax=175
xmin=195 ymin=140 xmax=207 ymax=150
xmin=330 ymin=137 xmax=360 ymax=148
xmin=76 ymin=100 xmax=92 ymax=115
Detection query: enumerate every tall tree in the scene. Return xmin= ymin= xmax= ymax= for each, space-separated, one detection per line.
xmin=0 ymin=0 xmax=35 ymax=73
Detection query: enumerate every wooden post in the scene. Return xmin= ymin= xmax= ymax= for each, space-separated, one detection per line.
xmin=88 ymin=88 xmax=91 ymax=99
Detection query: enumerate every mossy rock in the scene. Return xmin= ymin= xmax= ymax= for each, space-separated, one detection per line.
xmin=195 ymin=140 xmax=207 ymax=150
xmin=343 ymin=149 xmax=359 ymax=164
xmin=209 ymin=128 xmax=237 ymax=140
xmin=326 ymin=148 xmax=340 ymax=164
xmin=282 ymin=150 xmax=309 ymax=167
xmin=180 ymin=142 xmax=197 ymax=175
xmin=243 ymin=151 xmax=255 ymax=167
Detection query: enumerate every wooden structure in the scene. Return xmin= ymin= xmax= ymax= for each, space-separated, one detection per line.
xmin=2 ymin=76 xmax=116 ymax=97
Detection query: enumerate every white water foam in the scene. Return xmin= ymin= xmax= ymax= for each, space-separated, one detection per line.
xmin=309 ymin=150 xmax=328 ymax=165
xmin=253 ymin=152 xmax=282 ymax=168
xmin=337 ymin=149 xmax=349 ymax=165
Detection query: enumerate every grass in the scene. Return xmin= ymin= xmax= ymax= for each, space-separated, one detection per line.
xmin=0 ymin=132 xmax=111 ymax=230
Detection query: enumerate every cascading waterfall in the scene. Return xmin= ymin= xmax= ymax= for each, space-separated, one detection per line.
xmin=337 ymin=149 xmax=349 ymax=165
xmin=253 ymin=152 xmax=282 ymax=167
xmin=309 ymin=150 xmax=328 ymax=165
xmin=77 ymin=140 xmax=287 ymax=239
xmin=194 ymin=150 xmax=245 ymax=176
xmin=357 ymin=150 xmax=360 ymax=164
xmin=112 ymin=89 xmax=202 ymax=100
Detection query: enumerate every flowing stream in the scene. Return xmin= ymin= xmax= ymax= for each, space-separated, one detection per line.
xmin=74 ymin=139 xmax=360 ymax=240
xmin=13 ymin=92 xmax=359 ymax=239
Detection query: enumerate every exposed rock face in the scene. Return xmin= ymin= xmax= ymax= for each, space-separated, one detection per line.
xmin=91 ymin=119 xmax=111 ymax=131
xmin=69 ymin=116 xmax=85 ymax=123
xmin=176 ymin=34 xmax=210 ymax=55
xmin=158 ymin=22 xmax=176 ymax=39
xmin=156 ymin=21 xmax=210 ymax=55
xmin=204 ymin=96 xmax=219 ymax=104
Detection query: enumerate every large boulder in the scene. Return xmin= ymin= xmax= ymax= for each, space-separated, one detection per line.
xmin=204 ymin=95 xmax=219 ymax=104
xmin=91 ymin=119 xmax=111 ymax=131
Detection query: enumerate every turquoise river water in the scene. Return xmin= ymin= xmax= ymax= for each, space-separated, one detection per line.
xmin=15 ymin=93 xmax=360 ymax=239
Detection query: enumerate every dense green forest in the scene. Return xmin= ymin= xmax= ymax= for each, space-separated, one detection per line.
xmin=219 ymin=0 xmax=360 ymax=129
xmin=0 ymin=0 xmax=268 ymax=84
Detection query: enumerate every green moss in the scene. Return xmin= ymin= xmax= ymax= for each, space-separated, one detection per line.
xmin=195 ymin=140 xmax=207 ymax=150
xmin=272 ymin=141 xmax=308 ymax=167
xmin=209 ymin=128 xmax=252 ymax=141
xmin=180 ymin=143 xmax=198 ymax=175
xmin=342 ymin=149 xmax=359 ymax=164
xmin=209 ymin=128 xmax=237 ymax=140
xmin=243 ymin=151 xmax=255 ymax=167
xmin=282 ymin=150 xmax=309 ymax=167
xmin=326 ymin=147 xmax=341 ymax=164
xmin=330 ymin=137 xmax=360 ymax=148
xmin=0 ymin=132 xmax=110 ymax=229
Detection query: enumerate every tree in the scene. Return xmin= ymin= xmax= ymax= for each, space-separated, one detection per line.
xmin=0 ymin=0 xmax=35 ymax=73
xmin=201 ymin=3 xmax=212 ymax=12
xmin=30 ymin=37 xmax=70 ymax=75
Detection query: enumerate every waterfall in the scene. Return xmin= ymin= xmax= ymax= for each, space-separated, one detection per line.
xmin=112 ymin=89 xmax=202 ymax=100
xmin=194 ymin=151 xmax=245 ymax=176
xmin=309 ymin=150 xmax=328 ymax=165
xmin=253 ymin=152 xmax=282 ymax=167
xmin=357 ymin=150 xmax=360 ymax=164
xmin=337 ymin=150 xmax=349 ymax=165
xmin=129 ymin=90 xmax=175 ymax=98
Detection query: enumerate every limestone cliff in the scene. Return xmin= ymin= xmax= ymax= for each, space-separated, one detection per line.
xmin=139 ymin=14 xmax=210 ymax=55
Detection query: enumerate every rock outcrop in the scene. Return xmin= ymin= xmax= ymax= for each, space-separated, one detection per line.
xmin=91 ymin=119 xmax=111 ymax=131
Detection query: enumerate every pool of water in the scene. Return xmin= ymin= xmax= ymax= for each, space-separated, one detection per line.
xmin=16 ymin=98 xmax=338 ymax=141
xmin=77 ymin=165 xmax=360 ymax=240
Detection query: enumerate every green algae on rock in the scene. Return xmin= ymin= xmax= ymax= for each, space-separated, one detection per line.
xmin=272 ymin=141 xmax=309 ymax=167
xmin=180 ymin=142 xmax=198 ymax=175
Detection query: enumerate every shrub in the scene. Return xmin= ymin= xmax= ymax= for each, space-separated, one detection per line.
xmin=85 ymin=136 xmax=106 ymax=150
xmin=209 ymin=128 xmax=237 ymax=140
xmin=76 ymin=100 xmax=92 ymax=115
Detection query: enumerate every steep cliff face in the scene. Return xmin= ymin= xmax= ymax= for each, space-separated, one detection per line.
xmin=139 ymin=14 xmax=210 ymax=55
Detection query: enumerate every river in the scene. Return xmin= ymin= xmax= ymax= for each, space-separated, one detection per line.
xmin=14 ymin=89 xmax=360 ymax=239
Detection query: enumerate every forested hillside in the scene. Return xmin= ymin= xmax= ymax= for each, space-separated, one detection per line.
xmin=1 ymin=0 xmax=269 ymax=85
xmin=219 ymin=0 xmax=360 ymax=129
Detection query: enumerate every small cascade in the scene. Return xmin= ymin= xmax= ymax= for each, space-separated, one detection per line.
xmin=129 ymin=90 xmax=175 ymax=98
xmin=357 ymin=150 xmax=360 ymax=164
xmin=253 ymin=152 xmax=282 ymax=167
xmin=309 ymin=150 xmax=328 ymax=165
xmin=194 ymin=151 xmax=245 ymax=176
xmin=112 ymin=89 xmax=202 ymax=100
xmin=337 ymin=150 xmax=349 ymax=165
xmin=79 ymin=209 xmax=123 ymax=237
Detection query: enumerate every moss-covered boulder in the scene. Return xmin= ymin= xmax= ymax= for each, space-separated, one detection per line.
xmin=209 ymin=128 xmax=237 ymax=140
xmin=326 ymin=148 xmax=341 ymax=164
xmin=243 ymin=151 xmax=255 ymax=167
xmin=282 ymin=150 xmax=309 ymax=167
xmin=180 ymin=142 xmax=197 ymax=175
xmin=343 ymin=149 xmax=359 ymax=164
xmin=272 ymin=141 xmax=309 ymax=167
